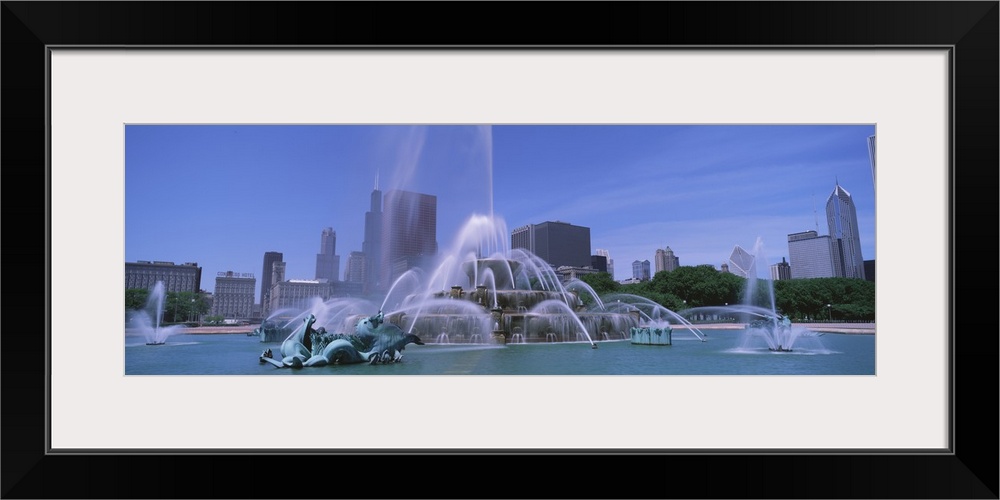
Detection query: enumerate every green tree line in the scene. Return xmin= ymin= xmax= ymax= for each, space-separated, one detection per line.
xmin=579 ymin=265 xmax=874 ymax=321
xmin=126 ymin=289 xmax=211 ymax=324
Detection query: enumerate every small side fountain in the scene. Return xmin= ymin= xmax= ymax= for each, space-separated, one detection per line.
xmin=125 ymin=281 xmax=183 ymax=345
xmin=680 ymin=237 xmax=828 ymax=353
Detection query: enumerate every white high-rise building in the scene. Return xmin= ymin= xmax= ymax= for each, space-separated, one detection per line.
xmin=728 ymin=245 xmax=756 ymax=279
xmin=787 ymin=231 xmax=835 ymax=279
xmin=595 ymin=249 xmax=614 ymax=278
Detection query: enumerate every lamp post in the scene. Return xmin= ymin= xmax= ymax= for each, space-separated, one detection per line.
xmin=827 ymin=303 xmax=832 ymax=321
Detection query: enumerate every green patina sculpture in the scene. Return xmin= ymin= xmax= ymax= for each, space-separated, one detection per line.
xmin=260 ymin=311 xmax=424 ymax=369
xmin=630 ymin=325 xmax=673 ymax=346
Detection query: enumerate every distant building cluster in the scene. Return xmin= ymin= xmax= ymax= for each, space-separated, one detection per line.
xmin=619 ymin=179 xmax=873 ymax=284
xmin=128 ymin=144 xmax=874 ymax=322
xmin=711 ymin=181 xmax=871 ymax=282
xmin=786 ymin=182 xmax=868 ymax=280
xmin=254 ymin=176 xmax=437 ymax=318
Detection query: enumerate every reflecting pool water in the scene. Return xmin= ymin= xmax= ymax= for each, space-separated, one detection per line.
xmin=125 ymin=329 xmax=875 ymax=376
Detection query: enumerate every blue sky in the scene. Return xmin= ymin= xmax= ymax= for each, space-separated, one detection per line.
xmin=125 ymin=124 xmax=876 ymax=297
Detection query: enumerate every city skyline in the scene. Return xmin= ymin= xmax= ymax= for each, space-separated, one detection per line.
xmin=125 ymin=124 xmax=877 ymax=296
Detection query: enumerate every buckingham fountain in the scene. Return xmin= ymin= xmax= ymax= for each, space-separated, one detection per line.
xmin=384 ymin=252 xmax=639 ymax=346
xmin=268 ymin=214 xmax=645 ymax=356
xmin=238 ymin=126 xmax=811 ymax=365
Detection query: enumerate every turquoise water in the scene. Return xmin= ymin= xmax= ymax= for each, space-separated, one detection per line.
xmin=125 ymin=329 xmax=875 ymax=375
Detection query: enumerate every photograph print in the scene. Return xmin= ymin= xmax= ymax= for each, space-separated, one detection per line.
xmin=125 ymin=124 xmax=876 ymax=376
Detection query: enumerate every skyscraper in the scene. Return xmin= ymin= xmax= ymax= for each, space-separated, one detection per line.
xmin=666 ymin=247 xmax=679 ymax=272
xmin=260 ymin=251 xmax=283 ymax=309
xmin=314 ymin=227 xmax=341 ymax=282
xmin=381 ymin=189 xmax=438 ymax=290
xmin=595 ymin=249 xmax=614 ymax=278
xmin=728 ymin=245 xmax=756 ymax=279
xmin=361 ymin=174 xmax=383 ymax=294
xmin=654 ymin=247 xmax=679 ymax=273
xmin=654 ymin=249 xmax=667 ymax=273
xmin=770 ymin=257 xmax=792 ymax=280
xmin=590 ymin=254 xmax=608 ymax=273
xmin=345 ymin=251 xmax=366 ymax=284
xmin=632 ymin=259 xmax=651 ymax=281
xmin=787 ymin=230 xmax=835 ymax=279
xmin=212 ymin=271 xmax=256 ymax=320
xmin=826 ymin=182 xmax=866 ymax=279
xmin=867 ymin=135 xmax=876 ymax=189
xmin=511 ymin=221 xmax=591 ymax=268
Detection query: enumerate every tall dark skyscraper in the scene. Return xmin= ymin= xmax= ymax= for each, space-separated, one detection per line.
xmin=315 ymin=227 xmax=340 ymax=282
xmin=259 ymin=251 xmax=283 ymax=309
xmin=826 ymin=182 xmax=866 ymax=279
xmin=380 ymin=189 xmax=438 ymax=291
xmin=361 ymin=174 xmax=383 ymax=295
xmin=511 ymin=221 xmax=591 ymax=268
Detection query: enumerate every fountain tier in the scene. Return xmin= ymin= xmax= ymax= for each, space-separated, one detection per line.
xmin=383 ymin=258 xmax=640 ymax=344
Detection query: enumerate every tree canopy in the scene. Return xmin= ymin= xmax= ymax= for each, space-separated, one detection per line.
xmin=583 ymin=267 xmax=874 ymax=321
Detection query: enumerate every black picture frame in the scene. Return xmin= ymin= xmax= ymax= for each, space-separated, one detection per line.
xmin=3 ymin=2 xmax=996 ymax=498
